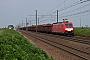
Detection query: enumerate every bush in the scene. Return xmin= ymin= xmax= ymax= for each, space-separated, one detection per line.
xmin=0 ymin=29 xmax=54 ymax=60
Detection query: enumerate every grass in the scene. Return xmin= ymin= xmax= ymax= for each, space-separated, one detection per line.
xmin=74 ymin=27 xmax=90 ymax=36
xmin=0 ymin=29 xmax=4 ymax=34
xmin=0 ymin=29 xmax=54 ymax=60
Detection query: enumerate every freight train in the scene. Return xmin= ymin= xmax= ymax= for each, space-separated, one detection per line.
xmin=19 ymin=21 xmax=74 ymax=36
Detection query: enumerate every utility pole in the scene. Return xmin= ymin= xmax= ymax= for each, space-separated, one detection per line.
xmin=36 ymin=10 xmax=37 ymax=32
xmin=26 ymin=18 xmax=27 ymax=31
xmin=57 ymin=10 xmax=58 ymax=23
xmin=30 ymin=20 xmax=31 ymax=26
xmin=22 ymin=20 xmax=23 ymax=30
xmin=80 ymin=18 xmax=81 ymax=28
xmin=38 ymin=18 xmax=39 ymax=25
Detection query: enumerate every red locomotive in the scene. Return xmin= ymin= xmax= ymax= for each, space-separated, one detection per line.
xmin=52 ymin=21 xmax=74 ymax=35
xmin=20 ymin=21 xmax=74 ymax=36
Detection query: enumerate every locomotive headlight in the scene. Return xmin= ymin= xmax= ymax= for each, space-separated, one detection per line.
xmin=65 ymin=28 xmax=73 ymax=31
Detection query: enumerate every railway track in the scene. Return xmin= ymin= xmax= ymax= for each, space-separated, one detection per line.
xmin=19 ymin=30 xmax=90 ymax=60
xmin=37 ymin=32 xmax=90 ymax=45
xmin=59 ymin=36 xmax=90 ymax=45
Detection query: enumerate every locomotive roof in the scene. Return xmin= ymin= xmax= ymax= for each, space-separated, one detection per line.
xmin=53 ymin=21 xmax=72 ymax=24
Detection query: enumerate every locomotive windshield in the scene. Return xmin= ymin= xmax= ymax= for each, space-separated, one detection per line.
xmin=65 ymin=24 xmax=73 ymax=26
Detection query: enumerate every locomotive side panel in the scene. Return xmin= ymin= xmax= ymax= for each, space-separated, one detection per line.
xmin=52 ymin=22 xmax=64 ymax=33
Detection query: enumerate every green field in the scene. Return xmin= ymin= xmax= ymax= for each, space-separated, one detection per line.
xmin=0 ymin=29 xmax=54 ymax=60
xmin=0 ymin=29 xmax=4 ymax=34
xmin=0 ymin=30 xmax=2 ymax=34
xmin=74 ymin=27 xmax=90 ymax=36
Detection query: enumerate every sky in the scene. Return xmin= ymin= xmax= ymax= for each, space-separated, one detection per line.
xmin=0 ymin=0 xmax=90 ymax=28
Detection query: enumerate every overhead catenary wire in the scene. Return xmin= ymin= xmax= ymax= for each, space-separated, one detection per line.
xmin=59 ymin=9 xmax=90 ymax=18
xmin=46 ymin=0 xmax=66 ymax=14
xmin=61 ymin=3 xmax=90 ymax=15
xmin=60 ymin=3 xmax=90 ymax=16
xmin=39 ymin=0 xmax=90 ymax=20
xmin=38 ymin=0 xmax=66 ymax=20
xmin=51 ymin=0 xmax=90 ymax=15
xmin=28 ymin=0 xmax=90 ymax=25
xmin=59 ymin=12 xmax=90 ymax=20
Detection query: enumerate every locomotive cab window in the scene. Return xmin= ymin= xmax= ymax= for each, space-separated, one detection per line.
xmin=65 ymin=24 xmax=73 ymax=26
